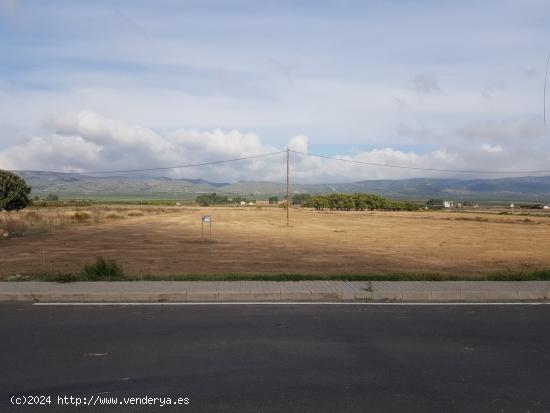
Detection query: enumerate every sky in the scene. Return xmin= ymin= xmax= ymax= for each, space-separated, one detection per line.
xmin=0 ymin=0 xmax=549 ymax=183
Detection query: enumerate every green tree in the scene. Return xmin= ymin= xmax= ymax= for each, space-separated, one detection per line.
xmin=426 ymin=198 xmax=444 ymax=209
xmin=353 ymin=193 xmax=369 ymax=210
xmin=195 ymin=193 xmax=229 ymax=206
xmin=292 ymin=193 xmax=311 ymax=205
xmin=326 ymin=193 xmax=355 ymax=210
xmin=46 ymin=194 xmax=59 ymax=201
xmin=304 ymin=195 xmax=329 ymax=210
xmin=0 ymin=170 xmax=31 ymax=211
xmin=268 ymin=196 xmax=278 ymax=204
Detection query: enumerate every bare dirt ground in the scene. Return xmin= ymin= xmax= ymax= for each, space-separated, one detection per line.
xmin=1 ymin=206 xmax=550 ymax=277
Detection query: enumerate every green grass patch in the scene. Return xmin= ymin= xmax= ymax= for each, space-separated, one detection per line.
xmin=7 ymin=268 xmax=550 ymax=283
xmin=81 ymin=257 xmax=125 ymax=280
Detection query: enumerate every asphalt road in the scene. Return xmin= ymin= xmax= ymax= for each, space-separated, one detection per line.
xmin=1 ymin=303 xmax=549 ymax=413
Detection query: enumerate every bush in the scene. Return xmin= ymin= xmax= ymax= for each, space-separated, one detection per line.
xmin=127 ymin=211 xmax=144 ymax=217
xmin=0 ymin=170 xmax=31 ymax=211
xmin=72 ymin=211 xmax=90 ymax=222
xmin=46 ymin=194 xmax=59 ymax=201
xmin=196 ymin=193 xmax=229 ymax=206
xmin=0 ymin=217 xmax=29 ymax=237
xmin=81 ymin=257 xmax=125 ymax=280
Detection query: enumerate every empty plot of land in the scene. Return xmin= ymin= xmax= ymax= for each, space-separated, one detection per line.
xmin=1 ymin=207 xmax=550 ymax=277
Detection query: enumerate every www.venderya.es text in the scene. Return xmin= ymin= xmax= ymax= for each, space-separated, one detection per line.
xmin=10 ymin=394 xmax=191 ymax=407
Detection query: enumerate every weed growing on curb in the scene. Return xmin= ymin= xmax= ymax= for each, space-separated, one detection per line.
xmin=81 ymin=257 xmax=125 ymax=280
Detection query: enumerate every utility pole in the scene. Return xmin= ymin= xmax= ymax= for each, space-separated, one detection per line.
xmin=545 ymin=52 xmax=550 ymax=125
xmin=286 ymin=147 xmax=290 ymax=227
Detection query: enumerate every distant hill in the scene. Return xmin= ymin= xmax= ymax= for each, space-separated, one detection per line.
xmin=17 ymin=172 xmax=550 ymax=202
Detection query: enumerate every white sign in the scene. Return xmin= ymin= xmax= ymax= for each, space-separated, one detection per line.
xmin=201 ymin=215 xmax=211 ymax=223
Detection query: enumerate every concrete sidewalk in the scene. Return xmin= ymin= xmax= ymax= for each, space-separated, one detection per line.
xmin=1 ymin=281 xmax=549 ymax=302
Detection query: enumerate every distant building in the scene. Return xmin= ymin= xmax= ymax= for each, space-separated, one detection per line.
xmin=443 ymin=201 xmax=454 ymax=208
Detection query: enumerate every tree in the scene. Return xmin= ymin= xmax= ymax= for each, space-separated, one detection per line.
xmin=353 ymin=193 xmax=369 ymax=211
xmin=426 ymin=199 xmax=444 ymax=209
xmin=292 ymin=193 xmax=311 ymax=205
xmin=268 ymin=196 xmax=278 ymax=204
xmin=304 ymin=195 xmax=329 ymax=210
xmin=46 ymin=194 xmax=59 ymax=201
xmin=302 ymin=192 xmax=419 ymax=211
xmin=195 ymin=193 xmax=229 ymax=206
xmin=327 ymin=193 xmax=354 ymax=210
xmin=0 ymin=170 xmax=31 ymax=211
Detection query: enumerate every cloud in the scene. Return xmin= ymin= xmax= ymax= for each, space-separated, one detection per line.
xmin=392 ymin=98 xmax=408 ymax=109
xmin=412 ymin=73 xmax=442 ymax=94
xmin=481 ymin=143 xmax=503 ymax=153
xmin=2 ymin=111 xmax=550 ymax=183
xmin=288 ymin=135 xmax=308 ymax=152
xmin=481 ymin=83 xmax=505 ymax=99
xmin=0 ymin=110 xmax=282 ymax=182
xmin=457 ymin=118 xmax=548 ymax=142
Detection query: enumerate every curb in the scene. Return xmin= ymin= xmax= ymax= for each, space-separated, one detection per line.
xmin=1 ymin=291 xmax=549 ymax=303
xmin=1 ymin=282 xmax=549 ymax=303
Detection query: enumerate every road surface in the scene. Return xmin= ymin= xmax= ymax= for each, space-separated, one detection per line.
xmin=1 ymin=303 xmax=549 ymax=412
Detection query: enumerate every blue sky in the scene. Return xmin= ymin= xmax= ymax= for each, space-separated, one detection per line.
xmin=0 ymin=0 xmax=549 ymax=182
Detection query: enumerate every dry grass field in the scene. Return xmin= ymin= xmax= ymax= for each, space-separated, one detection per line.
xmin=1 ymin=205 xmax=550 ymax=278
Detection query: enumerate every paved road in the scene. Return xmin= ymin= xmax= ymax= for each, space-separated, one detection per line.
xmin=1 ymin=303 xmax=549 ymax=412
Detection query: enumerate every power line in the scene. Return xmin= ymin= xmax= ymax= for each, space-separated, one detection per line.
xmin=290 ymin=149 xmax=550 ymax=175
xmin=12 ymin=151 xmax=286 ymax=176
xmin=10 ymin=148 xmax=550 ymax=176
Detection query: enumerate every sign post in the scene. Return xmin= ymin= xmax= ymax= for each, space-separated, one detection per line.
xmin=201 ymin=215 xmax=212 ymax=240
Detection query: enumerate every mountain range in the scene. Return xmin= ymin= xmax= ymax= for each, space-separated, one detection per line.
xmin=18 ymin=172 xmax=550 ymax=202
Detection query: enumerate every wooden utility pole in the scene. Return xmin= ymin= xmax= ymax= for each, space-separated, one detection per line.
xmin=286 ymin=147 xmax=290 ymax=227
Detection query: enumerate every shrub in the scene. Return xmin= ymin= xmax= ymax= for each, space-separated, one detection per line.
xmin=46 ymin=194 xmax=59 ymax=201
xmin=81 ymin=257 xmax=125 ymax=280
xmin=106 ymin=213 xmax=124 ymax=219
xmin=0 ymin=170 xmax=31 ymax=211
xmin=72 ymin=211 xmax=90 ymax=222
xmin=0 ymin=217 xmax=28 ymax=237
xmin=52 ymin=273 xmax=79 ymax=283
xmin=127 ymin=211 xmax=144 ymax=217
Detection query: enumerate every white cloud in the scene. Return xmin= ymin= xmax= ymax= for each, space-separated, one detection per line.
xmin=2 ymin=110 xmax=550 ymax=183
xmin=288 ymin=135 xmax=308 ymax=152
xmin=481 ymin=143 xmax=503 ymax=153
xmin=457 ymin=118 xmax=548 ymax=142
xmin=0 ymin=134 xmax=102 ymax=172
